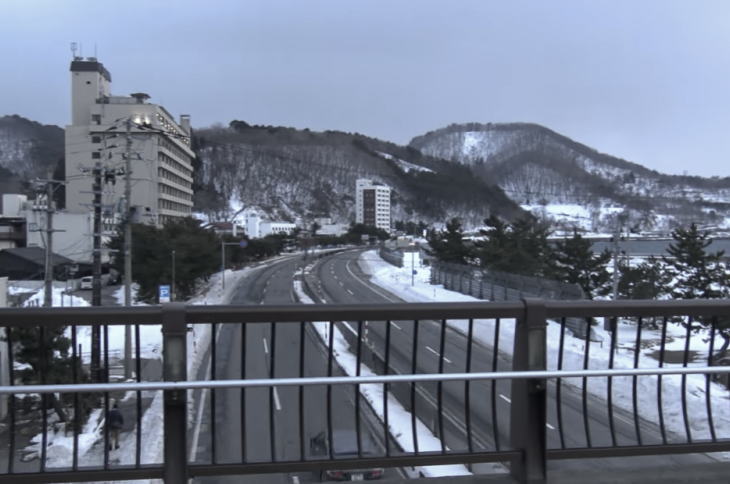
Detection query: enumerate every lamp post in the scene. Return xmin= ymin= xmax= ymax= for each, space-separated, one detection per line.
xmin=171 ymin=249 xmax=176 ymax=301
xmin=221 ymin=239 xmax=248 ymax=289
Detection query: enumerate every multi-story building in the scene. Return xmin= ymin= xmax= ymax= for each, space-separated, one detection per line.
xmin=65 ymin=57 xmax=195 ymax=226
xmin=355 ymin=179 xmax=391 ymax=232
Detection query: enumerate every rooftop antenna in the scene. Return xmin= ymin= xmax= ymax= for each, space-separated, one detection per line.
xmin=70 ymin=42 xmax=78 ymax=59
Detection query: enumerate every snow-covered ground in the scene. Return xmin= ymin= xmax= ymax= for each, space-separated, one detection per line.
xmin=359 ymin=250 xmax=730 ymax=451
xmin=293 ymin=276 xmax=477 ymax=478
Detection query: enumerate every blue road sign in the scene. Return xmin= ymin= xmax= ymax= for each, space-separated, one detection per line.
xmin=239 ymin=240 xmax=248 ymax=248
xmin=159 ymin=285 xmax=171 ymax=303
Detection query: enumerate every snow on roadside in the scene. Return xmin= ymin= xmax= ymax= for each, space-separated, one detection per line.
xmin=359 ymin=250 xmax=730 ymax=448
xmin=293 ymin=278 xmax=473 ymax=478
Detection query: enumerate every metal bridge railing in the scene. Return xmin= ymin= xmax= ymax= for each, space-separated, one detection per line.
xmin=0 ymin=300 xmax=729 ymax=483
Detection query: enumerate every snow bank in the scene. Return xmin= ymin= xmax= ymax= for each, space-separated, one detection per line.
xmin=294 ymin=278 xmax=472 ymax=478
xmin=359 ymin=250 xmax=730 ymax=447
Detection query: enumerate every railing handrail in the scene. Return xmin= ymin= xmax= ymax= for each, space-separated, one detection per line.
xmin=2 ymin=298 xmax=730 ymax=326
xmin=5 ymin=366 xmax=730 ymax=395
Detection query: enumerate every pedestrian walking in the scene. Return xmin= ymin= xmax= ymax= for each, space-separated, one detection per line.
xmin=108 ymin=402 xmax=124 ymax=450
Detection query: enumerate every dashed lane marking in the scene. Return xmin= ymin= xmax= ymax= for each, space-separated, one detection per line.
xmin=263 ymin=337 xmax=269 ymax=354
xmin=546 ymin=423 xmax=556 ymax=430
xmin=425 ymin=345 xmax=452 ymax=364
xmin=273 ymin=387 xmax=282 ymax=411
xmin=392 ymin=322 xmax=402 ymax=330
xmin=346 ymin=289 xmax=354 ymax=296
xmin=499 ymin=394 xmax=512 ymax=404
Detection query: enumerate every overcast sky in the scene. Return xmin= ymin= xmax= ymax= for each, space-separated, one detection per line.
xmin=2 ymin=0 xmax=729 ymax=176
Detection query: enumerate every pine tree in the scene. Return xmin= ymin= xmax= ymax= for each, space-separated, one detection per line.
xmin=475 ymin=216 xmax=554 ymax=277
xmin=618 ymin=256 xmax=670 ymax=300
xmin=663 ymin=224 xmax=730 ymax=357
xmin=427 ymin=218 xmax=471 ymax=264
xmin=553 ymin=230 xmax=611 ymax=299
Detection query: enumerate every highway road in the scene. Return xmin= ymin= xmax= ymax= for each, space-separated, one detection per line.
xmin=307 ymin=249 xmax=720 ymax=473
xmin=192 ymin=254 xmax=400 ymax=483
xmin=192 ymin=248 xmax=720 ymax=482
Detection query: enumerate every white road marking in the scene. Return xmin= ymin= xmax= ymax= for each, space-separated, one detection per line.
xmin=263 ymin=337 xmax=269 ymax=354
xmin=345 ymin=259 xmax=399 ymax=302
xmin=342 ymin=322 xmax=358 ymax=337
xmin=190 ymin=323 xmax=223 ymax=461
xmin=339 ymin=281 xmax=344 ymax=287
xmin=291 ymin=477 xmax=300 ymax=484
xmin=391 ymin=322 xmax=402 ymax=330
xmin=499 ymin=394 xmax=512 ymax=404
xmin=546 ymin=423 xmax=555 ymax=430
xmin=273 ymin=386 xmax=282 ymax=411
xmin=346 ymin=289 xmax=354 ymax=296
xmin=425 ymin=345 xmax=452 ymax=364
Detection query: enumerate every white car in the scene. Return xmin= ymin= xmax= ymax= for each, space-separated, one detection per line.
xmin=80 ymin=276 xmax=93 ymax=290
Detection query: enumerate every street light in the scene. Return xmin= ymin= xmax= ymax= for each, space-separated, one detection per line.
xmin=221 ymin=239 xmax=248 ymax=289
xmin=171 ymin=249 xmax=176 ymax=302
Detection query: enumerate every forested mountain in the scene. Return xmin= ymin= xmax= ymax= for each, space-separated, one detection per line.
xmin=0 ymin=115 xmax=64 ymax=203
xmin=191 ymin=121 xmax=523 ymax=225
xmin=410 ymin=123 xmax=730 ymax=232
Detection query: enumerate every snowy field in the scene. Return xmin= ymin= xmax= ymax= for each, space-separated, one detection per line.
xmin=358 ymin=250 xmax=730 ymax=453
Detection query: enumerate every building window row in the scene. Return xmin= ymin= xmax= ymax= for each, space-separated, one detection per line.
xmin=158 ymin=167 xmax=192 ymax=190
xmin=158 ymin=150 xmax=193 ymax=178
xmin=159 ymin=199 xmax=192 ymax=213
xmin=159 ymin=136 xmax=193 ymax=162
xmin=158 ymin=183 xmax=192 ymax=201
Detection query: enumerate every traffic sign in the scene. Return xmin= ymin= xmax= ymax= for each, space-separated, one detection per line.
xmin=159 ymin=285 xmax=171 ymax=303
xmin=239 ymin=240 xmax=248 ymax=248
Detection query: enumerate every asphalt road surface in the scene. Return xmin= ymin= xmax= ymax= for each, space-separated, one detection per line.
xmin=192 ymin=254 xmax=401 ymax=483
xmin=307 ymin=250 xmax=722 ymax=474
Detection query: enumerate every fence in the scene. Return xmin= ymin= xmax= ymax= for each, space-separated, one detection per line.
xmin=0 ymin=300 xmax=729 ymax=483
xmin=378 ymin=245 xmax=404 ymax=268
xmin=431 ymin=262 xmax=593 ymax=339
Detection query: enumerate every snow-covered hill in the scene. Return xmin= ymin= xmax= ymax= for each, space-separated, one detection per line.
xmin=410 ymin=123 xmax=730 ymax=233
xmin=192 ymin=122 xmax=523 ymax=225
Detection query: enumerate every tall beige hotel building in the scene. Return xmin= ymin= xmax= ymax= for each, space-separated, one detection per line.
xmin=65 ymin=57 xmax=194 ymax=226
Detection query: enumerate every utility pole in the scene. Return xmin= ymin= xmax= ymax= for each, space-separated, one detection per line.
xmin=123 ymin=118 xmax=133 ymax=379
xmin=611 ymin=222 xmax=621 ymax=301
xmin=41 ymin=171 xmax=56 ymax=308
xmin=90 ymin=159 xmax=103 ymax=381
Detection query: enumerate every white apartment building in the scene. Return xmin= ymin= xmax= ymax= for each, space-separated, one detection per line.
xmin=355 ymin=179 xmax=391 ymax=232
xmin=65 ymin=58 xmax=195 ymax=227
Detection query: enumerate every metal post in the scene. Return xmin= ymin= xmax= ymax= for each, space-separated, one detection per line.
xmin=171 ymin=249 xmax=176 ymax=302
xmin=411 ymin=250 xmax=415 ymax=287
xmin=162 ymin=303 xmax=188 ymax=482
xmin=221 ymin=240 xmax=225 ymax=290
xmin=123 ymin=118 xmax=133 ymax=379
xmin=43 ymin=172 xmax=54 ymax=308
xmin=510 ymin=298 xmax=547 ymax=483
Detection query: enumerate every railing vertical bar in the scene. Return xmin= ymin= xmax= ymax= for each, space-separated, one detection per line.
xmin=71 ymin=325 xmax=79 ymax=471
xmin=103 ymin=323 xmax=110 ymax=469
xmin=681 ymin=317 xmax=693 ymax=443
xmin=706 ymin=317 xmax=717 ymax=442
xmin=269 ymin=322 xmax=277 ymax=462
xmin=437 ymin=318 xmax=446 ymax=454
xmin=657 ymin=317 xmax=668 ymax=445
xmin=465 ymin=318 xmax=474 ymax=453
xmin=581 ymin=322 xmax=592 ymax=448
xmin=411 ymin=319 xmax=420 ymax=455
xmin=211 ymin=322 xmax=217 ymax=464
xmin=632 ymin=317 xmax=643 ymax=446
xmin=327 ymin=321 xmax=335 ymax=460
xmin=40 ymin=325 xmax=48 ymax=472
xmin=6 ymin=326 xmax=15 ymax=474
xmin=355 ymin=320 xmax=363 ymax=459
xmin=556 ymin=317 xmax=566 ymax=450
xmin=240 ymin=321 xmax=246 ymax=463
xmin=491 ymin=317 xmax=501 ymax=451
xmin=384 ymin=319 xmax=392 ymax=457
xmin=299 ymin=321 xmax=305 ymax=461
xmin=135 ymin=322 xmax=142 ymax=468
xmin=607 ymin=317 xmax=617 ymax=447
